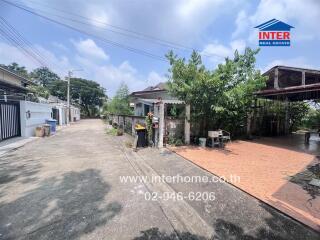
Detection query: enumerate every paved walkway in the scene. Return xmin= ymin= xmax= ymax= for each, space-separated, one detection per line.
xmin=0 ymin=120 xmax=319 ymax=239
xmin=0 ymin=137 xmax=37 ymax=156
xmin=170 ymin=139 xmax=320 ymax=232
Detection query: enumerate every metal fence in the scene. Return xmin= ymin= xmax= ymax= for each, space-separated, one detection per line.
xmin=0 ymin=101 xmax=21 ymax=141
xmin=108 ymin=114 xmax=146 ymax=136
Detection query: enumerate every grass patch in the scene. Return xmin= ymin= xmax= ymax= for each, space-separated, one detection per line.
xmin=106 ymin=127 xmax=124 ymax=136
xmin=106 ymin=127 xmax=118 ymax=136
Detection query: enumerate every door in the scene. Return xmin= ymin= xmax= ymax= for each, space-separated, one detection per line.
xmin=0 ymin=102 xmax=21 ymax=141
xmin=52 ymin=108 xmax=60 ymax=125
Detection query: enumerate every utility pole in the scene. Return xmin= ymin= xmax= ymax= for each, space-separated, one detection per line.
xmin=66 ymin=70 xmax=72 ymax=125
xmin=66 ymin=69 xmax=82 ymax=125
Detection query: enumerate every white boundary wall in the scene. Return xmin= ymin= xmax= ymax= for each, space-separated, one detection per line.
xmin=20 ymin=101 xmax=52 ymax=137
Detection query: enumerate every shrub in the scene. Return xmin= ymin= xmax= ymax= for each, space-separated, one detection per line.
xmin=167 ymin=135 xmax=184 ymax=146
xmin=174 ymin=139 xmax=184 ymax=146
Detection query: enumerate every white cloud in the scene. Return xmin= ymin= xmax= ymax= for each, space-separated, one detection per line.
xmin=23 ymin=0 xmax=244 ymax=45
xmin=72 ymin=38 xmax=109 ymax=60
xmin=0 ymin=42 xmax=39 ymax=70
xmin=147 ymin=71 xmax=167 ymax=85
xmin=0 ymin=40 xmax=165 ymax=96
xmin=261 ymin=57 xmax=315 ymax=73
xmin=0 ymin=41 xmax=72 ymax=77
xmin=52 ymin=42 xmax=68 ymax=52
xmin=201 ymin=39 xmax=246 ymax=66
xmin=232 ymin=10 xmax=248 ymax=39
xmin=74 ymin=54 xmax=165 ymax=97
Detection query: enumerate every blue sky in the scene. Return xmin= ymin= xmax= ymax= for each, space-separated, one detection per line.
xmin=0 ymin=0 xmax=319 ymax=96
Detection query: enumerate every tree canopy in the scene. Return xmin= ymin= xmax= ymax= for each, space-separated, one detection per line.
xmin=30 ymin=67 xmax=60 ymax=87
xmin=0 ymin=62 xmax=29 ymax=78
xmin=106 ymin=82 xmax=133 ymax=115
xmin=0 ymin=62 xmax=107 ymax=117
xmin=49 ymin=77 xmax=107 ymax=116
xmin=70 ymin=78 xmax=106 ymax=116
xmin=166 ymin=48 xmax=267 ymax=135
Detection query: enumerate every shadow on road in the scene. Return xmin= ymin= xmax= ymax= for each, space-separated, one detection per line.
xmin=133 ymin=227 xmax=209 ymax=240
xmin=213 ymin=204 xmax=319 ymax=240
xmin=0 ymin=155 xmax=41 ymax=185
xmin=0 ymin=169 xmax=121 ymax=239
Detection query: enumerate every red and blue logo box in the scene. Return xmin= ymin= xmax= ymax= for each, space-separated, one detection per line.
xmin=255 ymin=19 xmax=294 ymax=47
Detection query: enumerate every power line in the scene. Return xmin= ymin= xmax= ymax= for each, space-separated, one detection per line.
xmin=0 ymin=21 xmax=46 ymax=67
xmin=3 ymin=0 xmax=225 ymax=61
xmin=17 ymin=0 xmax=225 ymax=59
xmin=0 ymin=17 xmax=50 ymax=67
xmin=0 ymin=16 xmax=67 ymax=75
xmin=1 ymin=17 xmax=58 ymax=69
xmin=17 ymin=0 xmax=198 ymax=51
xmin=1 ymin=0 xmax=168 ymax=62
xmin=14 ymin=0 xmax=185 ymax=51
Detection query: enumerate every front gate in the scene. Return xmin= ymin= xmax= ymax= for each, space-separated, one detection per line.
xmin=0 ymin=102 xmax=21 ymax=141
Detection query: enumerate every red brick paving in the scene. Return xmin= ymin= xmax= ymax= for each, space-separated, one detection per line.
xmin=170 ymin=140 xmax=320 ymax=232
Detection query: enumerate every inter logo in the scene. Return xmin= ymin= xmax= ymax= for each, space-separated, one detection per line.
xmin=255 ymin=19 xmax=294 ymax=47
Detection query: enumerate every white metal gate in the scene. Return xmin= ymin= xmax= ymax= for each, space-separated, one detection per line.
xmin=0 ymin=102 xmax=21 ymax=141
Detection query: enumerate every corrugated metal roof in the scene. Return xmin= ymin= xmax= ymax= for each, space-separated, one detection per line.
xmin=139 ymin=98 xmax=184 ymax=104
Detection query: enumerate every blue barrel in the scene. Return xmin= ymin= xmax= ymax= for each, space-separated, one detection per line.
xmin=46 ymin=119 xmax=57 ymax=134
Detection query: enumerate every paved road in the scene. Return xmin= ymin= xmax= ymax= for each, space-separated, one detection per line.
xmin=0 ymin=120 xmax=174 ymax=240
xmin=0 ymin=119 xmax=319 ymax=240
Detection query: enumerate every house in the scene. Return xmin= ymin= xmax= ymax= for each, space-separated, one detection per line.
xmin=0 ymin=65 xmax=31 ymax=102
xmin=0 ymin=66 xmax=80 ymax=141
xmin=130 ymin=82 xmax=190 ymax=147
xmin=0 ymin=66 xmax=55 ymax=140
xmin=39 ymin=95 xmax=81 ymax=125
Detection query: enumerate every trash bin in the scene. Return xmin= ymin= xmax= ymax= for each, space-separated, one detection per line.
xmin=136 ymin=129 xmax=147 ymax=147
xmin=43 ymin=124 xmax=51 ymax=136
xmin=46 ymin=119 xmax=57 ymax=134
xmin=199 ymin=138 xmax=207 ymax=147
xmin=134 ymin=124 xmax=147 ymax=148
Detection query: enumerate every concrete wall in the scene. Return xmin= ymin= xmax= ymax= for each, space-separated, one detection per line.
xmin=20 ymin=101 xmax=52 ymax=137
xmin=70 ymin=107 xmax=80 ymax=122
xmin=52 ymin=105 xmax=80 ymax=126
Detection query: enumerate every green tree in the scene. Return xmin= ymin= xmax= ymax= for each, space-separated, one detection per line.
xmin=166 ymin=48 xmax=267 ymax=136
xmin=30 ymin=67 xmax=60 ymax=87
xmin=49 ymin=78 xmax=106 ymax=117
xmin=49 ymin=80 xmax=67 ymax=100
xmin=70 ymin=78 xmax=106 ymax=117
xmin=211 ymin=49 xmax=267 ymax=134
xmin=0 ymin=62 xmax=29 ymax=78
xmin=302 ymin=107 xmax=320 ymax=129
xmin=27 ymin=84 xmax=50 ymax=99
xmin=107 ymin=82 xmax=133 ymax=115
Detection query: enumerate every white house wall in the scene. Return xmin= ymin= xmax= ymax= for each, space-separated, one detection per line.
xmin=20 ymin=101 xmax=52 ymax=137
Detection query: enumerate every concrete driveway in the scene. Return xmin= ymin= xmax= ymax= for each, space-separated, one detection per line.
xmin=0 ymin=119 xmax=319 ymax=239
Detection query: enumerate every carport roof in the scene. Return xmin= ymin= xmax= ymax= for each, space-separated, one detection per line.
xmin=138 ymin=98 xmax=184 ymax=105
